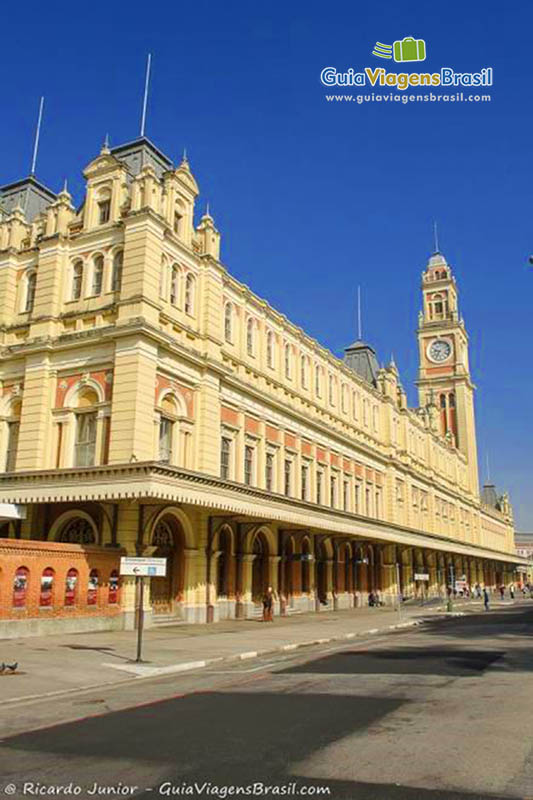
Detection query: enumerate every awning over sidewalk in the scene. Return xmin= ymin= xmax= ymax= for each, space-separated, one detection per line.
xmin=0 ymin=461 xmax=524 ymax=567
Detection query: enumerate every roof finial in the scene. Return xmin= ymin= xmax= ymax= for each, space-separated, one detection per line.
xmin=433 ymin=220 xmax=440 ymax=254
xmin=182 ymin=147 xmax=188 ymax=164
xmin=357 ymin=286 xmax=362 ymax=341
xmin=206 ymin=201 xmax=210 ymax=216
xmin=30 ymin=96 xmax=45 ymax=176
xmin=101 ymin=134 xmax=110 ymax=155
xmin=140 ymin=53 xmax=152 ymax=138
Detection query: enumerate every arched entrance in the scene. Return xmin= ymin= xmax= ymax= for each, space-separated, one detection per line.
xmin=216 ymin=527 xmax=233 ymax=599
xmin=150 ymin=516 xmax=185 ymax=616
xmin=302 ymin=538 xmax=311 ymax=595
xmin=283 ymin=537 xmax=295 ymax=602
xmin=251 ymin=532 xmax=269 ymax=602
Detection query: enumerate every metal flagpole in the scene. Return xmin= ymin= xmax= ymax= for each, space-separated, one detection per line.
xmin=140 ymin=54 xmax=152 ymax=138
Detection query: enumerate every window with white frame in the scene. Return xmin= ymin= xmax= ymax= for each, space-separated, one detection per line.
xmin=315 ymin=365 xmax=322 ymax=397
xmin=92 ymin=255 xmax=104 ymax=296
xmin=111 ymin=251 xmax=123 ymax=292
xmin=224 ymin=303 xmax=233 ymax=343
xmin=301 ymin=463 xmax=309 ymax=500
xmin=330 ymin=474 xmax=337 ymax=507
xmin=265 ymin=451 xmax=274 ymax=492
xmin=170 ymin=264 xmax=180 ymax=306
xmin=75 ymin=412 xmax=97 ymax=467
xmin=98 ymin=199 xmax=110 ymax=225
xmin=301 ymin=356 xmax=308 ymax=388
xmin=266 ymin=330 xmax=274 ymax=368
xmin=284 ymin=458 xmax=292 ymax=496
xmin=244 ymin=444 xmax=254 ymax=486
xmin=220 ymin=436 xmax=231 ymax=480
xmin=25 ymin=271 xmax=36 ymax=312
xmin=71 ymin=260 xmax=83 ymax=300
xmin=246 ymin=318 xmax=254 ymax=356
xmin=284 ymin=343 xmax=291 ymax=379
xmin=184 ymin=273 xmax=195 ymax=315
xmin=316 ymin=470 xmax=323 ymax=504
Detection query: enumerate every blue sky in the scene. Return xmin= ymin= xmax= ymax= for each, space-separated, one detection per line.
xmin=2 ymin=0 xmax=532 ymax=527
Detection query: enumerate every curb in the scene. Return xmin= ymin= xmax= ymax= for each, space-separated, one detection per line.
xmin=3 ymin=610 xmax=463 ymax=706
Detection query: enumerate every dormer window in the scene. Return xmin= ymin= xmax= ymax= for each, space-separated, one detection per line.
xmin=98 ymin=200 xmax=110 ymax=225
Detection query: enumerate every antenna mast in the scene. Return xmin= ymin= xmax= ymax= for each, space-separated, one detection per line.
xmin=357 ymin=286 xmax=362 ymax=340
xmin=140 ymin=54 xmax=152 ymax=138
xmin=30 ymin=96 xmax=44 ymax=176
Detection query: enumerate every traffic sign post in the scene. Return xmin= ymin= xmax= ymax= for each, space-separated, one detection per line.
xmin=120 ymin=557 xmax=167 ymax=663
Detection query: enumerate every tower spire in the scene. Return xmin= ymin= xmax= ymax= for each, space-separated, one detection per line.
xmin=30 ymin=96 xmax=45 ymax=176
xmin=140 ymin=53 xmax=152 ymax=138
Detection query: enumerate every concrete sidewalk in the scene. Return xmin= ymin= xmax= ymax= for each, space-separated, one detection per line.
xmin=0 ymin=599 xmax=498 ymax=705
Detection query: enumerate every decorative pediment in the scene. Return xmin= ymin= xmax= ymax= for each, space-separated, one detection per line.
xmin=174 ymin=161 xmax=199 ymax=196
xmin=83 ymin=153 xmax=124 ymax=179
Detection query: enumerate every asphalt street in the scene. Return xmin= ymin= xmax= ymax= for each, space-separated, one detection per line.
xmin=1 ymin=604 xmax=533 ymax=800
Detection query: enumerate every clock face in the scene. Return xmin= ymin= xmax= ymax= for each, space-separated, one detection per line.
xmin=428 ymin=339 xmax=452 ymax=363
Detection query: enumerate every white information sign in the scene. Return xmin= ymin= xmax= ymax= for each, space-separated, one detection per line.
xmin=120 ymin=556 xmax=167 ymax=577
xmin=414 ymin=573 xmax=429 ymax=581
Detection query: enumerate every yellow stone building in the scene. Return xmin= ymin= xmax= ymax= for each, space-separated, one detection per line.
xmin=0 ymin=136 xmax=521 ymax=636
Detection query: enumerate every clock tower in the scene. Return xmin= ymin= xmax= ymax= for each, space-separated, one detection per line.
xmin=416 ymin=251 xmax=479 ymax=493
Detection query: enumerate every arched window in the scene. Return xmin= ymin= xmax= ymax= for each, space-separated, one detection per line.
xmin=64 ymin=568 xmax=79 ymax=607
xmin=72 ymin=260 xmax=83 ymax=300
xmin=25 ymin=271 xmax=37 ymax=312
xmin=373 ymin=405 xmax=379 ymax=432
xmin=58 ymin=517 xmax=96 ymax=544
xmin=284 ymin=344 xmax=291 ymax=379
xmin=39 ymin=567 xmax=55 ymax=607
xmin=13 ymin=566 xmax=29 ymax=608
xmin=301 ymin=356 xmax=308 ymax=388
xmin=341 ymin=384 xmax=347 ymax=413
xmin=449 ymin=393 xmax=455 ymax=408
xmin=108 ymin=570 xmax=119 ymax=604
xmin=315 ymin=365 xmax=322 ymax=397
xmin=328 ymin=374 xmax=335 ymax=406
xmin=353 ymin=391 xmax=359 ymax=420
xmin=91 ymin=255 xmax=104 ymax=296
xmin=224 ymin=303 xmax=233 ymax=342
xmin=160 ymin=256 xmax=167 ymax=299
xmin=158 ymin=394 xmax=179 ymax=464
xmin=246 ymin=318 xmax=254 ymax=356
xmin=440 ymin=393 xmax=447 ymax=409
xmin=170 ymin=264 xmax=180 ymax=306
xmin=87 ymin=569 xmax=99 ymax=606
xmin=74 ymin=388 xmax=99 ymax=467
xmin=266 ymin=331 xmax=274 ymax=368
xmin=184 ymin=274 xmax=195 ymax=315
xmin=111 ymin=250 xmax=123 ymax=292
xmin=363 ymin=398 xmax=369 ymax=427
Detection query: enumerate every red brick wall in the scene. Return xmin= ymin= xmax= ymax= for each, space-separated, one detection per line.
xmin=0 ymin=538 xmax=124 ymax=621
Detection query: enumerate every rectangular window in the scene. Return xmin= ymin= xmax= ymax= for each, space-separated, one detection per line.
xmin=98 ymin=200 xmax=110 ymax=225
xmin=354 ymin=483 xmax=360 ymax=513
xmin=284 ymin=459 xmax=292 ymax=496
xmin=220 ymin=437 xmax=231 ymax=480
xmin=330 ymin=475 xmax=337 ymax=507
xmin=301 ymin=464 xmax=308 ymax=500
xmin=316 ymin=471 xmax=323 ymax=505
xmin=244 ymin=445 xmax=254 ymax=486
xmin=265 ymin=452 xmax=274 ymax=492
xmin=158 ymin=417 xmax=173 ymax=464
xmin=343 ymin=480 xmax=349 ymax=511
xmin=75 ymin=412 xmax=97 ymax=467
xmin=365 ymin=487 xmax=371 ymax=516
xmin=5 ymin=421 xmax=20 ymax=472
xmin=375 ymin=490 xmax=381 ymax=519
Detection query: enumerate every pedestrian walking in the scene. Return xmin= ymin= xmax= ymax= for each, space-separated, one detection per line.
xmin=483 ymin=588 xmax=490 ymax=611
xmin=499 ymin=584 xmax=505 ymax=600
xmin=262 ymin=586 xmax=275 ymax=622
xmin=509 ymin=584 xmax=515 ymax=600
xmin=475 ymin=583 xmax=482 ymax=599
